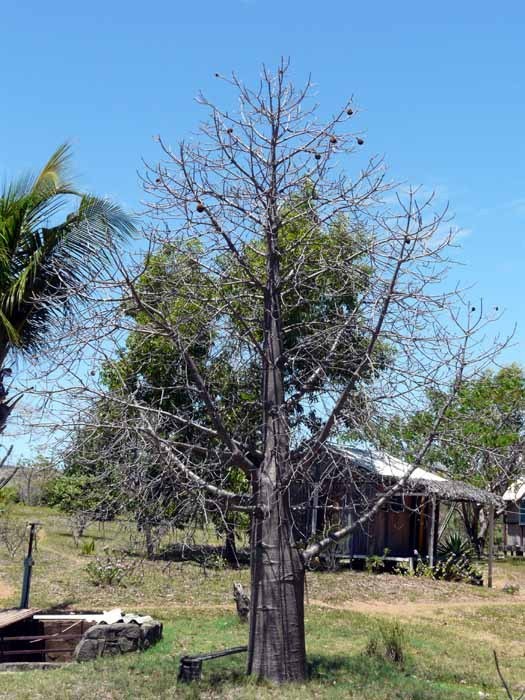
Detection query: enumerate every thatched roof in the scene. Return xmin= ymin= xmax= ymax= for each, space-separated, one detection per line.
xmin=407 ymin=476 xmax=501 ymax=505
xmin=326 ymin=445 xmax=501 ymax=506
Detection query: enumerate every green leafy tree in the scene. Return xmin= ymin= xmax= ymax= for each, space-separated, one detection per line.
xmin=82 ymin=188 xmax=379 ymax=562
xmin=380 ymin=364 xmax=525 ymax=553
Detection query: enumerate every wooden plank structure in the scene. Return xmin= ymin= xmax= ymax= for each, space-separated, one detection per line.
xmin=178 ymin=645 xmax=248 ymax=682
xmin=0 ymin=608 xmax=41 ymax=630
xmin=0 ymin=609 xmax=91 ymax=662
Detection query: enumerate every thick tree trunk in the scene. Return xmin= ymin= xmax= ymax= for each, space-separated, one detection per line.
xmin=0 ymin=358 xmax=17 ymax=435
xmin=139 ymin=521 xmax=156 ymax=559
xmin=246 ymin=141 xmax=308 ymax=681
xmin=477 ymin=507 xmax=489 ymax=555
xmin=247 ymin=479 xmax=307 ymax=682
xmin=246 ymin=196 xmax=307 ymax=681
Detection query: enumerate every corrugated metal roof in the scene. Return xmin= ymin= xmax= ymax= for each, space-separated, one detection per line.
xmin=0 ymin=608 xmax=41 ymax=630
xmin=336 ymin=447 xmax=446 ymax=483
xmin=503 ymin=480 xmax=525 ymax=502
xmin=326 ymin=445 xmax=501 ymax=505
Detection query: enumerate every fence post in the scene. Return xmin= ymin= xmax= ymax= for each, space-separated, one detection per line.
xmin=20 ymin=522 xmax=39 ymax=609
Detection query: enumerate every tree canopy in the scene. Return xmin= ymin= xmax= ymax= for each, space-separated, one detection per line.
xmin=379 ymin=364 xmax=525 ymax=551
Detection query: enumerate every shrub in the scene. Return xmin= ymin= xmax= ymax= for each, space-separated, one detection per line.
xmin=85 ymin=548 xmax=132 ymax=587
xmin=393 ymin=550 xmax=482 ymax=585
xmin=364 ymin=635 xmax=380 ymax=658
xmin=437 ymin=532 xmax=473 ymax=561
xmin=381 ymin=619 xmax=405 ymax=664
xmin=408 ymin=554 xmax=482 ymax=585
xmin=80 ymin=538 xmax=96 ymax=556
xmin=393 ymin=561 xmax=412 ymax=576
xmin=0 ymin=512 xmax=27 ymax=558
xmin=0 ymin=486 xmax=19 ymax=505
xmin=365 ymin=619 xmax=406 ymax=666
xmin=365 ymin=548 xmax=390 ymax=574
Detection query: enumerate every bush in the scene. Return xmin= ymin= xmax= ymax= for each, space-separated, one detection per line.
xmin=0 ymin=487 xmax=19 ymax=505
xmin=393 ymin=561 xmax=412 ymax=576
xmin=392 ymin=534 xmax=482 ymax=585
xmin=431 ymin=554 xmax=483 ymax=585
xmin=437 ymin=532 xmax=473 ymax=561
xmin=403 ymin=555 xmax=482 ymax=585
xmin=0 ymin=511 xmax=27 ymax=558
xmin=381 ymin=620 xmax=405 ymax=664
xmin=43 ymin=474 xmax=95 ymax=512
xmin=85 ymin=548 xmax=133 ymax=587
xmin=365 ymin=548 xmax=390 ymax=574
xmin=366 ymin=619 xmax=406 ymax=666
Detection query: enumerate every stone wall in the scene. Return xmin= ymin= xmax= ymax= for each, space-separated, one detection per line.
xmin=74 ymin=620 xmax=163 ymax=662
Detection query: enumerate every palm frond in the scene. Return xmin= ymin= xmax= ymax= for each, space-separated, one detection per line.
xmin=0 ymin=145 xmax=136 ymax=354
xmin=31 ymin=143 xmax=75 ymax=197
xmin=0 ymin=307 xmax=20 ymax=344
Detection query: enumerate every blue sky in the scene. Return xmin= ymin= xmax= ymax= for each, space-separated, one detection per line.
xmin=1 ymin=1 xmax=525 ymax=457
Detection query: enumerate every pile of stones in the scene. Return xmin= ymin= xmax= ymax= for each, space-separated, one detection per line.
xmin=74 ymin=613 xmax=162 ymax=662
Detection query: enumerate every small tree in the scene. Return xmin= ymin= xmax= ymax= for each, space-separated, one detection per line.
xmin=43 ymin=62 xmax=505 ymax=683
xmin=11 ymin=454 xmax=56 ymax=505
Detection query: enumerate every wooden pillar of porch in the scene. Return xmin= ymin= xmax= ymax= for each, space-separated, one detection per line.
xmin=488 ymin=504 xmax=495 ymax=589
xmin=428 ymin=495 xmax=437 ymax=567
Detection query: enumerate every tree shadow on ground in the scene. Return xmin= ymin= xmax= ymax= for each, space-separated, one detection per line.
xmin=309 ymin=652 xmax=417 ymax=690
xmin=174 ymin=652 xmax=468 ymax=700
xmin=152 ymin=542 xmax=251 ymax=567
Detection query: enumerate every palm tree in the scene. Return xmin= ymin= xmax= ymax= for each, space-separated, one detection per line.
xmin=0 ymin=143 xmax=135 ymax=432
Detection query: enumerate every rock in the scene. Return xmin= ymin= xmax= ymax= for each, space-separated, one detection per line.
xmin=141 ymin=622 xmax=163 ymax=647
xmin=0 ymin=662 xmax=65 ymax=672
xmin=118 ymin=636 xmax=138 ymax=653
xmin=75 ymin=639 xmax=103 ymax=662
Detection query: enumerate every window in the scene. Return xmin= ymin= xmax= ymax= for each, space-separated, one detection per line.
xmin=520 ymin=501 xmax=525 ymax=526
xmin=388 ymin=494 xmax=405 ymax=512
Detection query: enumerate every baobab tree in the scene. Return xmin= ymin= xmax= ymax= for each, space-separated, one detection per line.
xmin=39 ymin=62 xmax=505 ymax=683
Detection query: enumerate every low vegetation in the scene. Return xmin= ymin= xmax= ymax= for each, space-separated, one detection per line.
xmin=0 ymin=504 xmax=523 ymax=698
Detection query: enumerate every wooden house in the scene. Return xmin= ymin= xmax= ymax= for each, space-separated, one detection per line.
xmin=502 ymin=480 xmax=525 ymax=554
xmin=292 ymin=445 xmax=499 ymax=573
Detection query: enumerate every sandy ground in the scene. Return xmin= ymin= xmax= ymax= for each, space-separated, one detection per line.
xmin=0 ymin=581 xmax=14 ymax=601
xmin=308 ymin=595 xmax=525 ymax=619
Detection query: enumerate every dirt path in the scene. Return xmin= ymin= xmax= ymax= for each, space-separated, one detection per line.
xmin=307 ymin=595 xmax=525 ymax=619
xmin=0 ymin=581 xmax=14 ymax=601
xmin=120 ymin=594 xmax=525 ymax=620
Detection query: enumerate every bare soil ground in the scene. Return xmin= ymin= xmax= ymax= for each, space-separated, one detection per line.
xmin=0 ymin=581 xmax=14 ymax=601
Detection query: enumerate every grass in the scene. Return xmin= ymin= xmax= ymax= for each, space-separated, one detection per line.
xmin=0 ymin=505 xmax=524 ymax=698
